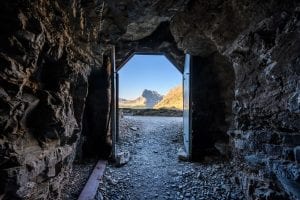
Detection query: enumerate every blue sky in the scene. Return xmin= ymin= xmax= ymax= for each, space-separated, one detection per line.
xmin=118 ymin=55 xmax=182 ymax=100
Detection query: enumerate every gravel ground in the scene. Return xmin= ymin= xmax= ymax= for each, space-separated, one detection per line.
xmin=62 ymin=162 xmax=95 ymax=200
xmin=97 ymin=116 xmax=245 ymax=200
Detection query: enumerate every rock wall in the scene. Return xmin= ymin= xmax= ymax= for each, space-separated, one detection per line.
xmin=228 ymin=9 xmax=300 ymax=200
xmin=0 ymin=0 xmax=109 ymax=199
xmin=115 ymin=21 xmax=185 ymax=71
xmin=170 ymin=1 xmax=300 ymax=199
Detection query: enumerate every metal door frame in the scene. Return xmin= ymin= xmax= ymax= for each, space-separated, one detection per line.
xmin=111 ymin=46 xmax=117 ymax=160
xmin=183 ymin=53 xmax=192 ymax=158
xmin=111 ymin=51 xmax=192 ymax=160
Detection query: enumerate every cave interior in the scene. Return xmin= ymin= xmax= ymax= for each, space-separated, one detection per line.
xmin=0 ymin=0 xmax=300 ymax=199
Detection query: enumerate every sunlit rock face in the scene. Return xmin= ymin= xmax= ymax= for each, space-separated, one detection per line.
xmin=0 ymin=0 xmax=299 ymax=199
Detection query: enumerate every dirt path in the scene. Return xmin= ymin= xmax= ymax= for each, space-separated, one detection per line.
xmin=97 ymin=116 xmax=244 ymax=200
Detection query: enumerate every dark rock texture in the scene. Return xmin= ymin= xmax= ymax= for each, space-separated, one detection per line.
xmin=0 ymin=0 xmax=299 ymax=199
xmin=0 ymin=0 xmax=107 ymax=199
xmin=169 ymin=1 xmax=300 ymax=199
xmin=190 ymin=53 xmax=234 ymax=159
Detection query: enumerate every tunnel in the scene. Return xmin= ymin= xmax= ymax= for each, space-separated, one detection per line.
xmin=0 ymin=0 xmax=300 ymax=199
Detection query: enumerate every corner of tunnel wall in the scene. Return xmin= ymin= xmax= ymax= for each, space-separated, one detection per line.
xmin=79 ymin=53 xmax=113 ymax=160
xmin=190 ymin=53 xmax=235 ymax=161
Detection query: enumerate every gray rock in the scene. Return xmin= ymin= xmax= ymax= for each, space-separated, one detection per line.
xmin=130 ymin=126 xmax=138 ymax=131
xmin=294 ymin=146 xmax=300 ymax=163
xmin=282 ymin=148 xmax=295 ymax=161
xmin=178 ymin=148 xmax=189 ymax=161
xmin=214 ymin=142 xmax=231 ymax=157
xmin=115 ymin=151 xmax=131 ymax=167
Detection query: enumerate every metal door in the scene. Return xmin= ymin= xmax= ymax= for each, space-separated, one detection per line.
xmin=111 ymin=46 xmax=117 ymax=160
xmin=183 ymin=54 xmax=191 ymax=158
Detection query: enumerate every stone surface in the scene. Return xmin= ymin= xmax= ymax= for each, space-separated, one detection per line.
xmin=115 ymin=150 xmax=130 ymax=167
xmin=0 ymin=0 xmax=107 ymax=198
xmin=130 ymin=127 xmax=138 ymax=131
xmin=177 ymin=148 xmax=189 ymax=161
xmin=62 ymin=161 xmax=95 ymax=200
xmin=294 ymin=146 xmax=300 ymax=163
xmin=98 ymin=116 xmax=245 ymax=200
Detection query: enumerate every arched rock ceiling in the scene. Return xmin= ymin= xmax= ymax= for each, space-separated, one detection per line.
xmin=98 ymin=0 xmax=297 ymax=70
xmin=100 ymin=0 xmax=188 ymax=70
xmin=115 ymin=21 xmax=185 ymax=71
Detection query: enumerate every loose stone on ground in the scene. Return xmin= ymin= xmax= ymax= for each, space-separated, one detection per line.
xmin=97 ymin=116 xmax=245 ymax=200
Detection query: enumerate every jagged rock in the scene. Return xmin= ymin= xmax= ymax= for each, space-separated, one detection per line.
xmin=130 ymin=127 xmax=138 ymax=131
xmin=294 ymin=146 xmax=300 ymax=163
xmin=115 ymin=151 xmax=130 ymax=167
xmin=177 ymin=148 xmax=189 ymax=161
xmin=244 ymin=154 xmax=267 ymax=168
xmin=282 ymin=148 xmax=295 ymax=161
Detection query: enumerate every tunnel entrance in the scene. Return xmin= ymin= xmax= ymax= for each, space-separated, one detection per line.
xmin=98 ymin=52 xmax=239 ymax=199
xmin=110 ymin=51 xmax=191 ymax=163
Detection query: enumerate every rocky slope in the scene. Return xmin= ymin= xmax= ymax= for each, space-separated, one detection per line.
xmin=154 ymin=85 xmax=183 ymax=110
xmin=119 ymin=96 xmax=146 ymax=108
xmin=119 ymin=89 xmax=163 ymax=108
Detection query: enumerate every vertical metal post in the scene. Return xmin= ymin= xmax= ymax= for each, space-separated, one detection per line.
xmin=116 ymin=72 xmax=119 ymax=142
xmin=111 ymin=46 xmax=117 ymax=160
xmin=183 ymin=53 xmax=192 ymax=158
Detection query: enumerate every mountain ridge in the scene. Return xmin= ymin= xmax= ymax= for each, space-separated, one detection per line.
xmin=154 ymin=85 xmax=183 ymax=110
xmin=119 ymin=86 xmax=183 ymax=110
xmin=119 ymin=89 xmax=163 ymax=108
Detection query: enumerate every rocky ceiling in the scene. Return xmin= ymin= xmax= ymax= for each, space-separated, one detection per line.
xmin=99 ymin=0 xmax=299 ymax=67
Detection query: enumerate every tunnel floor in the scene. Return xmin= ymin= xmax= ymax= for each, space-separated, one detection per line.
xmin=96 ymin=116 xmax=245 ymax=200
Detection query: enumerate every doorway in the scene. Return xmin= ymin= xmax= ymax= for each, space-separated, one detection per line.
xmin=110 ymin=49 xmax=192 ymax=161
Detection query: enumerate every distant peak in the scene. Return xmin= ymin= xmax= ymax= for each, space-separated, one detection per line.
xmin=142 ymin=89 xmax=161 ymax=97
xmin=119 ymin=89 xmax=163 ymax=109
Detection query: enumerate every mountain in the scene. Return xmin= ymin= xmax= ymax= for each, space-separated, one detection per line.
xmin=119 ymin=96 xmax=146 ymax=108
xmin=142 ymin=89 xmax=163 ymax=108
xmin=119 ymin=89 xmax=163 ymax=108
xmin=154 ymin=85 xmax=183 ymax=110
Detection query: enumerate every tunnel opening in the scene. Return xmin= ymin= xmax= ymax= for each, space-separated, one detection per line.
xmin=114 ymin=53 xmax=184 ymax=164
xmin=56 ymin=36 xmax=236 ymax=200
xmin=97 ymin=52 xmax=241 ymax=200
